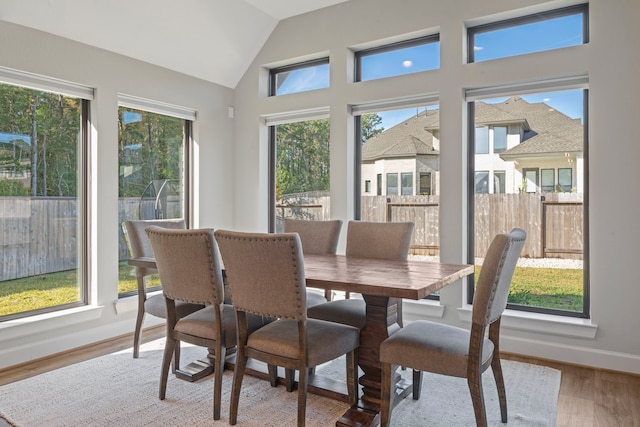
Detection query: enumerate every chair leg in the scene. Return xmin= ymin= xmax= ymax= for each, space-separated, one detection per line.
xmin=491 ymin=356 xmax=508 ymax=423
xmin=267 ymin=364 xmax=278 ymax=387
xmin=229 ymin=352 xmax=247 ymax=425
xmin=297 ymin=362 xmax=308 ymax=427
xmin=212 ymin=345 xmax=226 ymax=420
xmin=412 ymin=369 xmax=423 ymax=400
xmin=468 ymin=374 xmax=488 ymax=427
xmin=159 ymin=337 xmax=176 ymax=400
xmin=133 ymin=308 xmax=145 ymax=359
xmin=380 ymin=362 xmax=394 ymax=427
xmin=285 ymin=368 xmax=295 ymax=392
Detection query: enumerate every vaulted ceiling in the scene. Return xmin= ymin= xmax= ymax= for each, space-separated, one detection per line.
xmin=0 ymin=0 xmax=349 ymax=88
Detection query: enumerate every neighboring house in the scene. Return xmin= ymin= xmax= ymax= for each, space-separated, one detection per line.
xmin=361 ymin=96 xmax=584 ymax=196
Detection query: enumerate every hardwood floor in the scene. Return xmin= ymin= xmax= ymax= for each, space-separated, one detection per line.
xmin=1 ymin=325 xmax=639 ymax=426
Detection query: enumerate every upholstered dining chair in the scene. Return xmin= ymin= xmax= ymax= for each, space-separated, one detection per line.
xmin=214 ymin=230 xmax=360 ymax=427
xmin=379 ymin=228 xmax=526 ymax=427
xmin=283 ymin=218 xmax=342 ymax=306
xmin=123 ymin=219 xmax=203 ymax=361
xmin=145 ymin=226 xmax=254 ymax=420
xmin=307 ymin=220 xmax=414 ymax=330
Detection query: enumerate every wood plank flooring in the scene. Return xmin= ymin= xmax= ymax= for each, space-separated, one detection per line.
xmin=1 ymin=325 xmax=639 ymax=426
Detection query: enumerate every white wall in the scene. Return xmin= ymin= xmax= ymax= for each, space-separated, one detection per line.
xmin=0 ymin=21 xmax=235 ymax=368
xmin=233 ymin=0 xmax=640 ymax=373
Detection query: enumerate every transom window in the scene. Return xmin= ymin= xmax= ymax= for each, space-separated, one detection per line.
xmin=468 ymin=4 xmax=589 ymax=63
xmin=355 ymin=35 xmax=440 ymax=82
xmin=269 ymin=58 xmax=330 ymax=96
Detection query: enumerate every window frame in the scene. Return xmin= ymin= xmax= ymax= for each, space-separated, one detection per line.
xmin=541 ymin=168 xmax=555 ymax=192
xmin=269 ymin=57 xmax=330 ymax=97
xmin=466 ymin=89 xmax=590 ymax=319
xmin=354 ymin=34 xmax=440 ymax=82
xmin=386 ymin=173 xmax=399 ymax=196
xmin=558 ymin=167 xmax=573 ymax=192
xmin=467 ymin=3 xmax=589 ymax=63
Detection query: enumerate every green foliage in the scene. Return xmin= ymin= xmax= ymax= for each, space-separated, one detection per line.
xmin=0 ymin=179 xmax=29 ymax=196
xmin=275 ymin=113 xmax=384 ymax=198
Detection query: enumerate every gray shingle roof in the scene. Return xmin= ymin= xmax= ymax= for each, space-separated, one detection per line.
xmin=361 ymin=96 xmax=582 ymax=160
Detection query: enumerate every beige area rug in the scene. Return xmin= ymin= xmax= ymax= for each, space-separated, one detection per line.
xmin=0 ymin=339 xmax=560 ymax=427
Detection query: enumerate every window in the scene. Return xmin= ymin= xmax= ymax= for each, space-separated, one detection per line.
xmin=355 ymin=35 xmax=440 ymax=82
xmin=401 ymin=173 xmax=413 ymax=195
xmin=419 ymin=172 xmax=432 ymax=195
xmin=475 ymin=171 xmax=489 ymax=193
xmin=475 ymin=127 xmax=489 ymax=154
xmin=493 ymin=126 xmax=507 ymax=153
xmin=468 ymin=4 xmax=588 ymax=63
xmin=376 ymin=174 xmax=382 ymax=196
xmin=541 ymin=168 xmax=555 ymax=192
xmin=494 ymin=171 xmax=506 ymax=194
xmin=523 ymin=169 xmax=538 ymax=193
xmin=558 ymin=168 xmax=572 ymax=192
xmin=365 ymin=180 xmax=371 ymax=193
xmin=117 ymin=102 xmax=192 ymax=296
xmin=386 ymin=173 xmax=398 ymax=195
xmin=269 ymin=58 xmax=329 ymax=96
xmin=269 ymin=117 xmax=330 ymax=232
xmin=0 ymin=76 xmax=90 ymax=319
xmin=469 ymin=87 xmax=587 ymax=317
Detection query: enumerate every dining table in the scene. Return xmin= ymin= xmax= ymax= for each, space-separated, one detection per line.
xmin=128 ymin=253 xmax=474 ymax=427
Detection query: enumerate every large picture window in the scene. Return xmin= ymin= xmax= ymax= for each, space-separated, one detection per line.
xmin=469 ymin=87 xmax=588 ymax=317
xmin=117 ymin=103 xmax=191 ymax=296
xmin=0 ymin=77 xmax=90 ymax=319
xmin=269 ymin=116 xmax=331 ymax=232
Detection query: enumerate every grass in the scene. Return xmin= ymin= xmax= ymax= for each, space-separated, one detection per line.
xmin=0 ymin=264 xmax=583 ymax=317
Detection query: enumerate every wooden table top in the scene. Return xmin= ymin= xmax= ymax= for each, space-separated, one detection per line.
xmin=303 ymin=254 xmax=474 ymax=300
xmin=129 ymin=254 xmax=474 ymax=301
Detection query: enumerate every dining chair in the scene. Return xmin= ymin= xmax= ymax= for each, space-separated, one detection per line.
xmin=214 ymin=229 xmax=360 ymax=427
xmin=307 ymin=220 xmax=414 ymax=330
xmin=379 ymin=228 xmax=526 ymax=427
xmin=283 ymin=218 xmax=343 ymax=306
xmin=146 ymin=226 xmax=267 ymax=420
xmin=122 ymin=219 xmax=204 ymax=362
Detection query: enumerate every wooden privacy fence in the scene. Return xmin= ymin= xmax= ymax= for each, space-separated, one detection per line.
xmin=283 ymin=193 xmax=584 ymax=260
xmin=1 ymin=193 xmax=583 ymax=281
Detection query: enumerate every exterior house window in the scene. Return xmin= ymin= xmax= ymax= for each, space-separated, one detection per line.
xmin=386 ymin=173 xmax=398 ymax=195
xmin=558 ymin=168 xmax=572 ymax=192
xmin=475 ymin=171 xmax=489 ymax=193
xmin=376 ymin=174 xmax=382 ymax=195
xmin=401 ymin=172 xmax=413 ymax=195
xmin=541 ymin=168 xmax=555 ymax=192
xmin=475 ymin=127 xmax=489 ymax=154
xmin=494 ymin=171 xmax=506 ymax=193
xmin=493 ymin=126 xmax=508 ymax=153
xmin=365 ymin=180 xmax=371 ymax=193
xmin=419 ymin=172 xmax=432 ymax=195
xmin=523 ymin=169 xmax=539 ymax=193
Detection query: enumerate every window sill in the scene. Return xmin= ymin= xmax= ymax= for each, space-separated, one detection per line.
xmin=403 ymin=298 xmax=445 ymax=319
xmin=457 ymin=305 xmax=598 ymax=339
xmin=113 ymin=291 xmax=160 ymax=315
xmin=0 ymin=305 xmax=104 ymax=343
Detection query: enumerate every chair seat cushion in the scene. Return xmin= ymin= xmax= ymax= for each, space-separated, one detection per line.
xmin=307 ymin=298 xmax=366 ymax=329
xmin=247 ymin=318 xmax=359 ymax=367
xmin=175 ymin=305 xmax=271 ymax=348
xmin=379 ymin=320 xmax=494 ymax=378
xmin=144 ymin=294 xmax=204 ymax=319
xmin=306 ymin=291 xmax=328 ymax=308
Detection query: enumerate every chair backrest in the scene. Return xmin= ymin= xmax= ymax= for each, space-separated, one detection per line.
xmin=472 ymin=228 xmax=526 ymax=326
xmin=345 ymin=220 xmax=414 ymax=260
xmin=146 ymin=226 xmax=224 ymax=306
xmin=283 ymin=219 xmax=342 ymax=255
xmin=215 ymin=230 xmax=306 ymax=320
xmin=123 ymin=219 xmax=186 ymax=276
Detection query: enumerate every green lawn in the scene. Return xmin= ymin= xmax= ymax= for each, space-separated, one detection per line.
xmin=0 ymin=264 xmax=583 ymax=317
